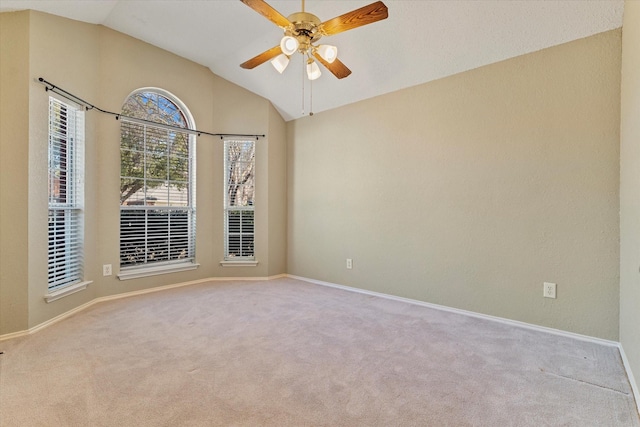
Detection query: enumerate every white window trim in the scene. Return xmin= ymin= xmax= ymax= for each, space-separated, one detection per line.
xmin=223 ymin=139 xmax=256 ymax=261
xmin=118 ymin=262 xmax=200 ymax=281
xmin=44 ymin=280 xmax=92 ymax=303
xmin=118 ymin=88 xmax=197 ymax=274
xmin=220 ymin=260 xmax=259 ymax=267
xmin=48 ymin=96 xmax=86 ymax=292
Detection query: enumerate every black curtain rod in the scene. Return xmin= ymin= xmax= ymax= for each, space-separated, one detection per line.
xmin=38 ymin=78 xmax=265 ymax=140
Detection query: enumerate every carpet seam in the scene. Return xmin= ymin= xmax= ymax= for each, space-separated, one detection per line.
xmin=542 ymin=370 xmax=631 ymax=395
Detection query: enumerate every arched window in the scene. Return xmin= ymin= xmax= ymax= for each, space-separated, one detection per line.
xmin=119 ymin=89 xmax=196 ymax=275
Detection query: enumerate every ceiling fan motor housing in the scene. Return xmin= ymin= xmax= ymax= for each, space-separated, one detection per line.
xmin=285 ymin=12 xmax=323 ymax=52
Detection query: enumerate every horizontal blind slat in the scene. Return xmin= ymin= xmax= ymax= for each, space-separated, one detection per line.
xmin=119 ymin=92 xmax=195 ymax=269
xmin=224 ymin=140 xmax=255 ymax=259
xmin=48 ymin=97 xmax=84 ymax=291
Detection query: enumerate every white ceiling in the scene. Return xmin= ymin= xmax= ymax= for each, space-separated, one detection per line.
xmin=0 ymin=0 xmax=624 ymax=121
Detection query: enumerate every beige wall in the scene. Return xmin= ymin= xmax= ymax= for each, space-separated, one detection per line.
xmin=267 ymin=104 xmax=288 ymax=276
xmin=0 ymin=11 xmax=287 ymax=335
xmin=0 ymin=8 xmax=630 ymax=349
xmin=0 ymin=12 xmax=30 ymax=334
xmin=26 ymin=11 xmax=101 ymax=328
xmin=287 ymin=30 xmax=622 ymax=340
xmin=620 ymin=0 xmax=640 ymax=397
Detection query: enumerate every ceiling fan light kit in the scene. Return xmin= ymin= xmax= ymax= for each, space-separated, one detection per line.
xmin=280 ymin=36 xmax=299 ymax=56
xmin=316 ymin=44 xmax=337 ymax=64
xmin=306 ymin=59 xmax=322 ymax=80
xmin=270 ymin=54 xmax=290 ymax=73
xmin=239 ymin=0 xmax=388 ymax=80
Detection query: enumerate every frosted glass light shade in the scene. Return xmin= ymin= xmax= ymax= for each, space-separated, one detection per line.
xmin=280 ymin=36 xmax=299 ymax=55
xmin=271 ymin=54 xmax=290 ymax=73
xmin=306 ymin=60 xmax=321 ymax=80
xmin=317 ymin=45 xmax=338 ymax=63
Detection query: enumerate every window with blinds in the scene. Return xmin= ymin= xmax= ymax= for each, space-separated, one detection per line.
xmin=119 ymin=90 xmax=196 ymax=270
xmin=48 ymin=97 xmax=84 ymax=290
xmin=224 ymin=140 xmax=255 ymax=260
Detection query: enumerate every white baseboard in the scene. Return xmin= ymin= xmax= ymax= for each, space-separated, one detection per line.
xmin=0 ymin=329 xmax=30 ymax=341
xmin=619 ymin=344 xmax=640 ymax=415
xmin=288 ymin=274 xmax=640 ymax=414
xmin=286 ymin=274 xmax=619 ymax=348
xmin=28 ymin=297 xmax=102 ymax=336
xmin=0 ymin=274 xmax=285 ymax=342
xmin=2 ymin=271 xmax=638 ymax=416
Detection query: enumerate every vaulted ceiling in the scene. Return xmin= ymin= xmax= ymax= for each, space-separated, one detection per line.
xmin=0 ymin=1 xmax=624 ymax=121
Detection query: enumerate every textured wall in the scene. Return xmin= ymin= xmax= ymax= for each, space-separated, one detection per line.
xmin=0 ymin=12 xmax=30 ymax=334
xmin=620 ymin=0 xmax=640 ymax=398
xmin=0 ymin=10 xmax=627 ymax=346
xmin=0 ymin=11 xmax=287 ymax=335
xmin=268 ymin=103 xmax=288 ymax=277
xmin=287 ymin=30 xmax=622 ymax=340
xmin=26 ymin=10 xmax=101 ymax=330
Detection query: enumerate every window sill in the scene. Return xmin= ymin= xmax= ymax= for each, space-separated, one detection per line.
xmin=220 ymin=260 xmax=259 ymax=267
xmin=118 ymin=262 xmax=200 ymax=281
xmin=44 ymin=280 xmax=92 ymax=303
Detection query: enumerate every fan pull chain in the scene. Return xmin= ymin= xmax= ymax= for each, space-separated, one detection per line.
xmin=309 ymin=76 xmax=314 ymax=116
xmin=301 ymin=55 xmax=305 ymax=116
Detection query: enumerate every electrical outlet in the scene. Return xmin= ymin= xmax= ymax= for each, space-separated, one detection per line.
xmin=103 ymin=264 xmax=112 ymax=276
xmin=543 ymin=282 xmax=556 ymax=299
xmin=346 ymin=258 xmax=353 ymax=269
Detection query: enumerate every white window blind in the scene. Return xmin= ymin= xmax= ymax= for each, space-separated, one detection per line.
xmin=224 ymin=140 xmax=255 ymax=260
xmin=119 ymin=91 xmax=196 ymax=270
xmin=48 ymin=97 xmax=84 ymax=290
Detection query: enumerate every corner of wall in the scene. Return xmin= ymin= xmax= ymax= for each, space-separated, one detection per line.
xmin=267 ymin=103 xmax=288 ymax=276
xmin=619 ymin=0 xmax=640 ymax=414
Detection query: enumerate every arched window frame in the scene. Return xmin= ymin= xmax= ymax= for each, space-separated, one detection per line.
xmin=118 ymin=88 xmax=198 ymax=279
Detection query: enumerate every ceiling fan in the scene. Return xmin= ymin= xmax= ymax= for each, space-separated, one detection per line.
xmin=239 ymin=0 xmax=388 ymax=80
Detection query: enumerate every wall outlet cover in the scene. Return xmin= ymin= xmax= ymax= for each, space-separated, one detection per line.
xmin=103 ymin=264 xmax=112 ymax=276
xmin=543 ymin=282 xmax=556 ymax=299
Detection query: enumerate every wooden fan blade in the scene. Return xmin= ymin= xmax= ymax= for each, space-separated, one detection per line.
xmin=240 ymin=0 xmax=291 ymax=29
xmin=241 ymin=45 xmax=283 ymax=69
xmin=319 ymin=1 xmax=388 ymax=36
xmin=313 ymin=52 xmax=352 ymax=79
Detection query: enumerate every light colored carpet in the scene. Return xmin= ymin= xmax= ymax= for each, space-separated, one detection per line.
xmin=0 ymin=278 xmax=638 ymax=426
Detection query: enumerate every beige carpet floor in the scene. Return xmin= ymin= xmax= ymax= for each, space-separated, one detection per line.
xmin=0 ymin=277 xmax=638 ymax=426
